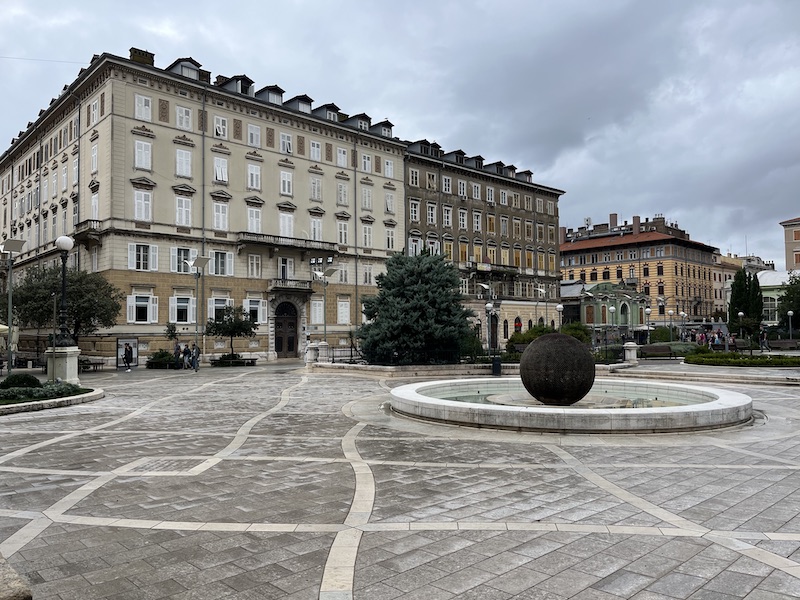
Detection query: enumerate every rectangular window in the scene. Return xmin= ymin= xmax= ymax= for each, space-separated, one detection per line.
xmin=362 ymin=188 xmax=372 ymax=210
xmin=247 ymin=207 xmax=261 ymax=233
xmin=473 ymin=211 xmax=482 ymax=232
xmin=310 ymin=140 xmax=321 ymax=161
xmin=214 ymin=157 xmax=228 ymax=182
xmin=176 ymin=149 xmax=191 ymax=177
xmin=210 ymin=251 xmax=234 ymax=276
xmin=91 ymin=145 xmax=98 ymax=173
xmin=280 ymin=132 xmax=292 ymax=154
xmin=176 ymin=106 xmax=192 ymax=130
xmin=169 ymin=296 xmax=195 ymax=324
xmin=500 ymin=216 xmax=509 ymax=236
xmin=548 ymin=225 xmax=556 ymax=244
xmin=442 ymin=176 xmax=452 ymax=194
xmin=171 ymin=247 xmax=196 ymax=273
xmin=443 ymin=206 xmax=452 ymax=227
xmin=248 ymin=164 xmax=261 ymax=190
xmin=486 ymin=187 xmax=494 ymax=204
xmin=338 ymin=221 xmax=349 ymax=245
xmin=213 ymin=202 xmax=228 ymax=230
xmin=384 ymin=192 xmax=394 ymax=213
xmin=135 ymin=141 xmax=151 ymax=169
xmin=134 ymin=190 xmax=152 ymax=221
xmin=487 ymin=215 xmax=496 ymax=234
xmin=337 ymin=183 xmax=348 ymax=206
xmin=426 ymin=172 xmax=437 ymax=190
xmin=244 ymin=298 xmax=267 ymax=323
xmin=512 ymin=193 xmax=521 ymax=209
xmin=427 ymin=204 xmax=436 ymax=225
xmin=337 ymin=147 xmax=347 ymax=167
xmin=337 ymin=298 xmax=350 ymax=325
xmin=209 ymin=297 xmax=233 ymax=320
xmin=524 ymin=195 xmax=532 ymax=211
xmin=536 ymin=198 xmax=544 ymax=213
xmin=362 ymin=224 xmax=373 ymax=247
xmin=90 ymin=100 xmax=99 ymax=125
xmin=279 ymin=212 xmax=294 ymax=237
xmin=386 ymin=228 xmax=395 ymax=250
xmin=458 ymin=180 xmax=467 ymax=197
xmin=128 ymin=243 xmax=158 ymax=271
xmin=175 ymin=196 xmax=192 ymax=226
xmin=135 ymin=94 xmax=152 ymax=121
xmin=310 ymin=177 xmax=322 ymax=202
xmin=547 ymin=200 xmax=555 ymax=215
xmin=280 ymin=171 xmax=292 ymax=195
xmin=72 ymin=158 xmax=78 ymax=185
xmin=247 ymin=124 xmax=261 ymax=147
xmin=500 ymin=190 xmax=508 ymax=205
xmin=362 ymin=153 xmax=372 ymax=173
xmin=127 ymin=295 xmax=158 ymax=324
xmin=513 ymin=218 xmax=521 ymax=237
xmin=409 ymin=169 xmax=419 ymax=187
xmin=214 ymin=115 xmax=228 ymax=138
xmin=311 ymin=299 xmax=324 ymax=324
xmin=459 ymin=209 xmax=467 ymax=230
xmin=310 ymin=217 xmax=322 ymax=241
xmin=363 ymin=264 xmax=373 ymax=285
xmin=248 ymin=254 xmax=261 ymax=278
xmin=472 ymin=183 xmax=480 ymax=200
xmin=409 ymin=200 xmax=419 ymax=222
xmin=384 ymin=160 xmax=394 ymax=178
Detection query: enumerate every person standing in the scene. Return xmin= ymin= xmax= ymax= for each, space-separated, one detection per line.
xmin=174 ymin=341 xmax=183 ymax=370
xmin=183 ymin=344 xmax=191 ymax=369
xmin=123 ymin=343 xmax=133 ymax=372
xmin=191 ymin=343 xmax=200 ymax=371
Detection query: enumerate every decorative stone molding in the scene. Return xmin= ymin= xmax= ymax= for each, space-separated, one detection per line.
xmin=173 ymin=135 xmax=195 ymax=147
xmin=131 ymin=125 xmax=155 ymax=138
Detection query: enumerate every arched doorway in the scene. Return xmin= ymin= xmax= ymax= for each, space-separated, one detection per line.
xmin=274 ymin=302 xmax=298 ymax=358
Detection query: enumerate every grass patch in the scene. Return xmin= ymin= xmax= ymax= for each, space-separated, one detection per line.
xmin=0 ymin=382 xmax=92 ymax=406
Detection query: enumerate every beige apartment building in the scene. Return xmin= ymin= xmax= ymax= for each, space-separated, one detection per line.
xmin=403 ymin=140 xmax=564 ymax=349
xmin=0 ymin=48 xmax=405 ymax=361
xmin=780 ymin=216 xmax=800 ymax=271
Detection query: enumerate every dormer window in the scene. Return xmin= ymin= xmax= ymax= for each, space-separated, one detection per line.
xmin=358 ymin=120 xmax=368 ymax=131
xmin=327 ymin=110 xmax=338 ymax=121
xmin=299 ymin=102 xmax=311 ymax=114
xmin=455 ymin=155 xmax=464 ymax=165
xmin=421 ymin=145 xmax=430 ymax=155
xmin=381 ymin=126 xmax=392 ymax=137
xmin=181 ymin=65 xmax=198 ymax=79
xmin=475 ymin=159 xmax=483 ymax=169
xmin=268 ymin=92 xmax=282 ymax=104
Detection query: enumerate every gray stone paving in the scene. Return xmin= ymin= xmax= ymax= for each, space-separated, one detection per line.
xmin=3 ymin=363 xmax=800 ymax=598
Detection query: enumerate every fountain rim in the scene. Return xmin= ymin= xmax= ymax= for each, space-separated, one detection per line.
xmin=389 ymin=377 xmax=753 ymax=433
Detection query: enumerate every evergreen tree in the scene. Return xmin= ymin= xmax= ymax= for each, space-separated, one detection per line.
xmin=1 ymin=266 xmax=124 ymax=345
xmin=777 ymin=271 xmax=800 ymax=332
xmin=358 ymin=251 xmax=474 ymax=365
xmin=727 ymin=268 xmax=763 ymax=336
xmin=748 ymin=272 xmax=763 ymax=323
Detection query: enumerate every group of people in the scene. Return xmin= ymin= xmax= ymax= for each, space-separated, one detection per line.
xmin=174 ymin=342 xmax=201 ymax=371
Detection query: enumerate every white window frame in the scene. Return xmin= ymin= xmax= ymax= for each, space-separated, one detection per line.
xmin=337 ymin=221 xmax=349 ymax=245
xmin=310 ymin=177 xmax=322 ymax=202
xmin=170 ymin=247 xmax=198 ymax=273
xmin=135 ymin=94 xmax=152 ymax=122
xmin=248 ymin=207 xmax=262 ymax=233
xmin=458 ymin=180 xmax=467 ymax=198
xmin=127 ymin=294 xmax=159 ymax=324
xmin=337 ymin=298 xmax=350 ymax=325
xmin=175 ymin=196 xmax=192 ymax=227
xmin=362 ymin=223 xmax=373 ymax=247
xmin=176 ymin=149 xmax=191 ymax=177
xmin=385 ymin=192 xmax=394 ymax=213
xmin=247 ymin=124 xmax=261 ymax=147
xmin=409 ymin=169 xmax=419 ymax=187
xmin=248 ymin=254 xmax=262 ymax=278
xmin=279 ymin=212 xmax=294 ymax=237
xmin=280 ymin=132 xmax=293 ymax=154
xmin=213 ymin=202 xmax=228 ymax=230
xmin=135 ymin=141 xmax=151 ymax=170
xmin=443 ymin=206 xmax=452 ymax=227
xmin=214 ymin=115 xmax=228 ymax=139
xmin=280 ymin=171 xmax=293 ymax=195
xmin=176 ymin=106 xmax=192 ymax=131
xmin=209 ymin=251 xmax=234 ymax=276
xmin=310 ymin=217 xmax=322 ymax=241
xmin=384 ymin=160 xmax=394 ymax=178
xmin=337 ymin=183 xmax=348 ymax=206
xmin=386 ymin=228 xmax=395 ymax=250
xmin=214 ymin=157 xmax=228 ymax=182
xmin=409 ymin=200 xmax=419 ymax=222
xmin=128 ymin=243 xmax=158 ymax=271
xmin=91 ymin=145 xmax=98 ymax=173
xmin=310 ymin=140 xmax=321 ymax=161
xmin=442 ymin=176 xmax=452 ymax=194
xmin=472 ymin=183 xmax=481 ymax=200
xmin=134 ymin=190 xmax=152 ymax=222
xmin=361 ymin=188 xmax=372 ymax=210
xmin=337 ymin=147 xmax=347 ymax=167
xmin=247 ymin=164 xmax=261 ymax=190
xmin=362 ymin=153 xmax=372 ymax=173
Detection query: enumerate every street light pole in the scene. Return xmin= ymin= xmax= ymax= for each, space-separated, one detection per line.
xmin=313 ymin=267 xmax=339 ymax=344
xmin=54 ymin=236 xmax=75 ymax=346
xmin=185 ymin=256 xmax=210 ymax=353
xmin=645 ymin=307 xmax=651 ymax=345
xmin=2 ymin=238 xmax=26 ymax=375
xmin=738 ymin=311 xmax=745 ymax=344
xmin=679 ymin=311 xmax=687 ymax=342
xmin=789 ymin=310 xmax=794 ymax=341
xmin=555 ymin=304 xmax=564 ymax=332
xmin=668 ymin=309 xmax=674 ymax=342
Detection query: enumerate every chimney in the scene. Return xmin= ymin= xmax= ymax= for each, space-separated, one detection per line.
xmin=609 ymin=213 xmax=618 ymax=229
xmin=633 ymin=215 xmax=640 ymax=232
xmin=129 ymin=47 xmax=155 ymax=66
xmin=559 ymin=226 xmax=567 ymax=245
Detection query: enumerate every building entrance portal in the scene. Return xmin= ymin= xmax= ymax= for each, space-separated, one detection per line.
xmin=274 ymin=302 xmax=298 ymax=358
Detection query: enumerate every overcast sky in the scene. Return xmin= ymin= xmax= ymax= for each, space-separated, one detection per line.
xmin=2 ymin=0 xmax=798 ymax=268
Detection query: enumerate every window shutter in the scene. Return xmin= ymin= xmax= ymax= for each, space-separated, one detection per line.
xmin=226 ymin=252 xmax=234 ymax=277
xmin=170 ymin=247 xmax=178 ymax=272
xmin=190 ymin=248 xmax=198 ymax=263
xmin=190 ymin=298 xmax=197 ymax=324
xmin=128 ymin=244 xmax=136 ymax=269
xmin=259 ymin=300 xmax=268 ymax=324
xmin=208 ymin=298 xmax=215 ymax=319
xmin=207 ymin=254 xmax=216 ymax=276
xmin=126 ymin=296 xmax=135 ymax=322
xmin=226 ymin=298 xmax=234 ymax=308
xmin=169 ymin=297 xmax=177 ymax=322
xmin=149 ymin=296 xmax=159 ymax=323
xmin=149 ymin=245 xmax=158 ymax=271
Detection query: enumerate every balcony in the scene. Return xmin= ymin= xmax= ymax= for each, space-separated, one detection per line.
xmin=238 ymin=232 xmax=338 ymax=253
xmin=73 ymin=219 xmax=103 ymax=247
xmin=269 ymin=278 xmax=313 ymax=292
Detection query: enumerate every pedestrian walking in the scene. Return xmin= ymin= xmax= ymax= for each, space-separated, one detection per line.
xmin=182 ymin=344 xmax=191 ymax=369
xmin=123 ymin=343 xmax=133 ymax=372
xmin=191 ymin=343 xmax=201 ymax=371
xmin=174 ymin=341 xmax=183 ymax=370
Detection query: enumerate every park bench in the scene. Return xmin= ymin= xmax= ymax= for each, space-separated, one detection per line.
xmin=639 ymin=344 xmax=676 ymax=359
xmin=209 ymin=357 xmax=258 ymax=367
xmin=769 ymin=340 xmax=798 ymax=350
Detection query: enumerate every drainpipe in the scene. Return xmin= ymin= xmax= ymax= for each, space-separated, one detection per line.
xmin=200 ymin=91 xmax=207 ymax=358
xmin=352 ymin=134 xmax=359 ymax=344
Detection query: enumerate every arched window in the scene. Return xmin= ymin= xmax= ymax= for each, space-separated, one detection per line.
xmin=528 ymin=319 xmax=533 ymax=330
xmin=503 ymin=319 xmax=509 ymax=339
xmin=514 ymin=317 xmax=522 ymax=333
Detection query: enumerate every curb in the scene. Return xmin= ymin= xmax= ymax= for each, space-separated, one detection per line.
xmin=0 ymin=388 xmax=105 ymax=416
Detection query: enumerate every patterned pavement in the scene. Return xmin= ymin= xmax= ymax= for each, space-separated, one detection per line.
xmin=2 ymin=361 xmax=800 ymax=599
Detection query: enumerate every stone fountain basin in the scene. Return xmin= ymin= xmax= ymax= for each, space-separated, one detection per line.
xmin=389 ymin=378 xmax=753 ymax=433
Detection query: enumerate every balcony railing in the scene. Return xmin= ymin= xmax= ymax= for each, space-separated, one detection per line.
xmin=270 ymin=278 xmax=312 ymax=291
xmin=238 ymin=232 xmax=337 ymax=252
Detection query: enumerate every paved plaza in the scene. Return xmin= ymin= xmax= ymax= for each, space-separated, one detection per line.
xmin=4 ymin=362 xmax=800 ymax=599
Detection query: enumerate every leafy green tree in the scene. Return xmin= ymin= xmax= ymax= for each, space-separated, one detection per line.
xmin=205 ymin=305 xmax=258 ymax=357
xmin=0 ymin=266 xmax=124 ymax=345
xmin=505 ymin=325 xmax=554 ymax=352
xmin=164 ymin=322 xmax=178 ymax=342
xmin=777 ymin=271 xmax=800 ymax=332
xmin=728 ymin=269 xmax=763 ymax=336
xmin=357 ymin=251 xmax=474 ymax=365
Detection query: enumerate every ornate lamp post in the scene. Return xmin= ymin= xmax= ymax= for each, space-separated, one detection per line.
xmin=789 ymin=310 xmax=794 ymax=341
xmin=555 ymin=304 xmax=564 ymax=332
xmin=185 ymin=256 xmax=210 ymax=352
xmin=313 ymin=267 xmax=339 ymax=344
xmin=679 ymin=311 xmax=687 ymax=342
xmin=55 ymin=236 xmax=75 ymax=346
xmin=645 ymin=307 xmax=652 ymax=345
xmin=2 ymin=238 xmax=26 ymax=374
xmin=738 ymin=311 xmax=745 ymax=342
xmin=668 ymin=309 xmax=674 ymax=342
xmin=485 ymin=301 xmax=501 ymax=375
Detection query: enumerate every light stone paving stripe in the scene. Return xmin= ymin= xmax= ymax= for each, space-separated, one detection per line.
xmin=0 ymin=517 xmax=51 ymax=557
xmin=320 ymin=417 xmax=376 ymax=600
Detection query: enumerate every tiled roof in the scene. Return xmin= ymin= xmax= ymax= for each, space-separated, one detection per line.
xmin=779 ymin=217 xmax=800 ymax=226
xmin=561 ymin=231 xmax=717 ymax=253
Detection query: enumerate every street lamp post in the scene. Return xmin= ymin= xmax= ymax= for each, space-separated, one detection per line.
xmin=645 ymin=307 xmax=652 ymax=345
xmin=789 ymin=310 xmax=794 ymax=341
xmin=185 ymin=256 xmax=210 ymax=357
xmin=668 ymin=309 xmax=674 ymax=342
xmin=679 ymin=311 xmax=687 ymax=342
xmin=2 ymin=238 xmax=26 ymax=375
xmin=313 ymin=267 xmax=339 ymax=344
xmin=54 ymin=236 xmax=75 ymax=347
xmin=555 ymin=304 xmax=564 ymax=332
xmin=738 ymin=311 xmax=744 ymax=344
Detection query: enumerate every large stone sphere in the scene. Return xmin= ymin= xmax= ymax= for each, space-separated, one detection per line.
xmin=520 ymin=333 xmax=595 ymax=406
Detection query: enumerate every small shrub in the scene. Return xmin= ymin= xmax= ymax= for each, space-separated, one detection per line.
xmin=0 ymin=382 xmax=88 ymax=405
xmin=0 ymin=373 xmax=44 ymax=389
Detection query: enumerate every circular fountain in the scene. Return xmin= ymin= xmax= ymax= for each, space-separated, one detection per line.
xmin=389 ymin=334 xmax=752 ymax=433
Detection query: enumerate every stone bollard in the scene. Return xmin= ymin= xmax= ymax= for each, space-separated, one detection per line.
xmin=305 ymin=342 xmax=319 ymax=364
xmin=623 ymin=342 xmax=639 ymax=365
xmin=0 ymin=554 xmax=32 ymax=600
